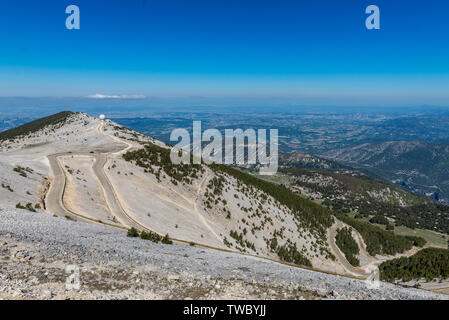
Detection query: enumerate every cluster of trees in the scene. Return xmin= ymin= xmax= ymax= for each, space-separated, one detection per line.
xmin=369 ymin=215 xmax=389 ymax=225
xmin=127 ymin=227 xmax=173 ymax=244
xmin=0 ymin=111 xmax=73 ymax=141
xmin=379 ymin=248 xmax=449 ymax=282
xmin=335 ymin=227 xmax=360 ymax=267
xmin=207 ymin=175 xmax=226 ymax=197
xmin=229 ymin=230 xmax=256 ymax=252
xmin=326 ymin=191 xmax=449 ymax=234
xmin=360 ymin=203 xmax=449 ymax=234
xmin=123 ymin=143 xmax=204 ymax=185
xmin=367 ymin=215 xmax=395 ymax=230
xmin=335 ymin=213 xmax=426 ymax=256
xmin=271 ymin=239 xmax=312 ymax=267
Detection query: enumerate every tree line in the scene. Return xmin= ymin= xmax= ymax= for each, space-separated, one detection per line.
xmin=379 ymin=248 xmax=449 ymax=282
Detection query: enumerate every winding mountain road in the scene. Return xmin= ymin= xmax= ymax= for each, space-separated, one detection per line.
xmin=45 ymin=123 xmax=147 ymax=231
xmin=43 ymin=121 xmax=372 ymax=281
xmin=45 ymin=122 xmax=223 ymax=243
xmin=327 ymin=221 xmax=371 ymax=278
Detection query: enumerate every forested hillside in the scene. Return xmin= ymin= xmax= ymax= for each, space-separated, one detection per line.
xmin=279 ymin=167 xmax=449 ymax=235
xmin=0 ymin=111 xmax=74 ymax=141
xmin=380 ymin=248 xmax=449 ymax=282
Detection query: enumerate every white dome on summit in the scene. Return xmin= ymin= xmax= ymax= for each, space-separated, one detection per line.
xmin=99 ymin=114 xmax=106 ymax=120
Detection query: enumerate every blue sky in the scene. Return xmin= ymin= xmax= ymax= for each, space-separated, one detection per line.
xmin=0 ymin=0 xmax=448 ymax=106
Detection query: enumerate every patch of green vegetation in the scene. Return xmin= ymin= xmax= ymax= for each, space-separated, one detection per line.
xmin=161 ymin=234 xmax=173 ymax=244
xmin=380 ymin=248 xmax=449 ymax=282
xmin=358 ymin=215 xmax=447 ymax=248
xmin=15 ymin=202 xmax=36 ymax=212
xmin=223 ymin=237 xmax=232 ymax=248
xmin=393 ymin=226 xmax=448 ymax=248
xmin=13 ymin=166 xmax=33 ymax=177
xmin=335 ymin=213 xmax=426 ymax=256
xmin=335 ymin=227 xmax=360 ymax=267
xmin=139 ymin=230 xmax=162 ymax=243
xmin=1 ymin=183 xmax=14 ymax=192
xmin=369 ymin=215 xmax=389 ymax=225
xmin=0 ymin=111 xmax=73 ymax=141
xmin=229 ymin=230 xmax=256 ymax=252
xmin=274 ymin=240 xmax=312 ymax=267
xmin=127 ymin=227 xmax=139 ymax=237
xmin=123 ymin=143 xmax=204 ymax=184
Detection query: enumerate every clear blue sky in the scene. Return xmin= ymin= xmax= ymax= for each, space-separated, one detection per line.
xmin=0 ymin=0 xmax=448 ymax=105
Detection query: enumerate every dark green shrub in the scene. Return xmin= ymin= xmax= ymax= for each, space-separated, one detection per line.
xmin=127 ymin=227 xmax=139 ymax=237
xmin=140 ymin=230 xmax=162 ymax=243
xmin=161 ymin=234 xmax=173 ymax=245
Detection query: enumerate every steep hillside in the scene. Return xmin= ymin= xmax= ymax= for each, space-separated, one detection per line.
xmin=113 ymin=142 xmax=337 ymax=269
xmin=0 ymin=112 xmax=439 ymax=285
xmin=0 ymin=111 xmax=74 ymax=141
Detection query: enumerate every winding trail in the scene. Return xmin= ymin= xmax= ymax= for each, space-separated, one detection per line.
xmin=327 ymin=220 xmax=371 ymax=278
xmin=44 ymin=121 xmax=377 ymax=281
xmin=191 ymin=172 xmax=223 ymax=243
xmin=46 ymin=152 xmax=125 ymax=228
xmin=98 ymin=122 xmax=223 ymax=243
xmin=327 ymin=218 xmax=426 ymax=280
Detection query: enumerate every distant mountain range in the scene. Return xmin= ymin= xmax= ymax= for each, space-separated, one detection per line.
xmin=322 ymin=141 xmax=449 ymax=203
xmin=279 ymin=151 xmax=349 ymax=170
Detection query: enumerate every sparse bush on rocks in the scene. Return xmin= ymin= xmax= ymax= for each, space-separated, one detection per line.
xmin=15 ymin=202 xmax=36 ymax=212
xmin=161 ymin=234 xmax=173 ymax=245
xmin=1 ymin=183 xmax=13 ymax=192
xmin=140 ymin=230 xmax=162 ymax=243
xmin=127 ymin=227 xmax=139 ymax=237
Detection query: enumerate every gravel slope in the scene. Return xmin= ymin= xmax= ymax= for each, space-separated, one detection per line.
xmin=0 ymin=208 xmax=446 ymax=300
